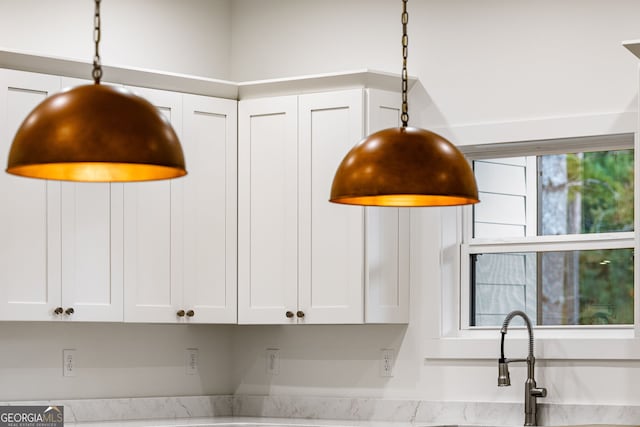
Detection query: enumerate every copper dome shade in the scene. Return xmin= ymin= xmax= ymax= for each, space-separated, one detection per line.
xmin=6 ymin=84 xmax=186 ymax=182
xmin=6 ymin=0 xmax=186 ymax=183
xmin=330 ymin=127 xmax=479 ymax=207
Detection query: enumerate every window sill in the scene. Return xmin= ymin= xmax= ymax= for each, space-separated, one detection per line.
xmin=424 ymin=328 xmax=640 ymax=360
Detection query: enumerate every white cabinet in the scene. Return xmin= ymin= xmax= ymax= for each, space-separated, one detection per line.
xmin=298 ymin=90 xmax=365 ymax=324
xmin=123 ymin=87 xmax=183 ymax=323
xmin=0 ymin=70 xmax=123 ymax=322
xmin=365 ymin=89 xmax=410 ymax=324
xmin=0 ymin=61 xmax=402 ymax=326
xmin=124 ymin=87 xmax=237 ymax=323
xmin=0 ymin=69 xmax=62 ymax=321
xmin=59 ymin=77 xmax=125 ymax=322
xmin=238 ymin=95 xmax=298 ymax=324
xmin=0 ymin=69 xmax=237 ymax=324
xmin=238 ymin=88 xmax=409 ymax=324
xmin=182 ymin=94 xmax=237 ymax=323
xmin=60 ymin=181 xmax=124 ymax=321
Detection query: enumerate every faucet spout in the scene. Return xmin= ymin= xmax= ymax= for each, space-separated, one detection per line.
xmin=498 ymin=310 xmax=547 ymax=426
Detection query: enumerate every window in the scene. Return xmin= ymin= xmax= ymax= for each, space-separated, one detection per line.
xmin=461 ymin=134 xmax=634 ymax=329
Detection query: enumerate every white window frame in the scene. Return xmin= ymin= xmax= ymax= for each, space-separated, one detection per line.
xmin=423 ymin=112 xmax=640 ymax=361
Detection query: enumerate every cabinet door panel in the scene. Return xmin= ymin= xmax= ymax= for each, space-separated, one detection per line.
xmin=238 ymin=96 xmax=298 ymax=324
xmin=124 ymin=87 xmax=183 ymax=323
xmin=365 ymin=89 xmax=410 ymax=323
xmin=60 ymin=78 xmax=123 ymax=322
xmin=182 ymin=94 xmax=237 ymax=323
xmin=299 ymin=89 xmax=364 ymax=324
xmin=61 ymin=182 xmax=123 ymax=321
xmin=0 ymin=70 xmax=62 ymax=320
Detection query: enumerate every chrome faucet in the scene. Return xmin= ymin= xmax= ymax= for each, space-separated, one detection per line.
xmin=498 ymin=310 xmax=547 ymax=426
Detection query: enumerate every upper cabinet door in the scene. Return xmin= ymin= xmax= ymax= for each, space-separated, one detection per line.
xmin=0 ymin=69 xmax=62 ymax=321
xmin=181 ymin=94 xmax=237 ymax=323
xmin=238 ymin=96 xmax=299 ymax=324
xmin=59 ymin=77 xmax=124 ymax=322
xmin=60 ymin=181 xmax=124 ymax=322
xmin=298 ymin=89 xmax=365 ymax=324
xmin=365 ymin=89 xmax=410 ymax=324
xmin=123 ymin=86 xmax=184 ymax=323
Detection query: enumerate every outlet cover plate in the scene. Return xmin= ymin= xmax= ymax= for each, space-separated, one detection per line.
xmin=63 ymin=349 xmax=76 ymax=377
xmin=185 ymin=348 xmax=198 ymax=375
xmin=380 ymin=348 xmax=394 ymax=377
xmin=266 ymin=348 xmax=280 ymax=375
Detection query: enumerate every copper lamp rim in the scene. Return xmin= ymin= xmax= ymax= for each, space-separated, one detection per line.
xmin=6 ymin=162 xmax=187 ymax=183
xmin=329 ymin=194 xmax=480 ymax=207
xmin=329 ymin=193 xmax=480 ymax=204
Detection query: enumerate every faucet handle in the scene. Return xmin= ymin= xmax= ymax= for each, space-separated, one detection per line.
xmin=530 ymin=387 xmax=547 ymax=398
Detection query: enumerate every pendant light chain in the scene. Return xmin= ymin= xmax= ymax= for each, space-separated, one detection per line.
xmin=401 ymin=0 xmax=409 ymax=127
xmin=92 ymin=0 xmax=103 ymax=84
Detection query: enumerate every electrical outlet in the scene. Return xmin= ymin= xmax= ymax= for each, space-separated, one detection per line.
xmin=63 ymin=349 xmax=76 ymax=377
xmin=380 ymin=348 xmax=394 ymax=377
xmin=265 ymin=348 xmax=280 ymax=375
xmin=185 ymin=348 xmax=198 ymax=375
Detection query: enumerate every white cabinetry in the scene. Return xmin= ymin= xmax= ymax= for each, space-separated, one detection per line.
xmin=0 ymin=70 xmax=123 ymax=321
xmin=0 ymin=58 xmax=403 ymax=326
xmin=365 ymin=89 xmax=410 ymax=324
xmin=123 ymin=87 xmax=182 ymax=323
xmin=238 ymin=87 xmax=409 ymax=324
xmin=298 ymin=90 xmax=365 ymax=324
xmin=124 ymin=87 xmax=237 ymax=323
xmin=59 ymin=77 xmax=125 ymax=322
xmin=238 ymin=95 xmax=298 ymax=324
xmin=0 ymin=68 xmax=237 ymax=324
xmin=182 ymin=94 xmax=237 ymax=324
xmin=0 ymin=69 xmax=62 ymax=321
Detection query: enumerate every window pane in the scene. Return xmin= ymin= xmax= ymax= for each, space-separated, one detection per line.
xmin=471 ymin=248 xmax=634 ymax=327
xmin=540 ymin=150 xmax=634 ymax=235
xmin=472 ymin=149 xmax=634 ymax=238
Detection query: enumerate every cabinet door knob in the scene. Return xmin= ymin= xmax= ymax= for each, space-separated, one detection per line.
xmin=186 ymin=310 xmax=195 ymax=317
xmin=65 ymin=307 xmax=74 ymax=315
xmin=296 ymin=310 xmax=305 ymax=318
xmin=285 ymin=311 xmax=294 ymax=318
xmin=177 ymin=309 xmax=185 ymax=317
xmin=54 ymin=307 xmax=63 ymax=315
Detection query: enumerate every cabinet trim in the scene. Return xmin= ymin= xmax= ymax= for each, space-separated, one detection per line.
xmin=0 ymin=49 xmax=413 ymax=101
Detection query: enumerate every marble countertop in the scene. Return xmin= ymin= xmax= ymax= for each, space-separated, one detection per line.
xmin=5 ymin=395 xmax=637 ymax=426
xmin=67 ymin=416 xmax=637 ymax=427
xmin=66 ymin=417 xmax=409 ymax=427
xmin=67 ymin=417 xmax=421 ymax=427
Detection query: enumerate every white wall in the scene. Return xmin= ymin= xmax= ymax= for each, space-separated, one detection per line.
xmin=231 ymin=0 xmax=639 ymax=127
xmin=0 ymin=322 xmax=234 ymax=401
xmin=230 ymin=0 xmax=640 ymax=407
xmin=0 ymin=0 xmax=232 ymax=79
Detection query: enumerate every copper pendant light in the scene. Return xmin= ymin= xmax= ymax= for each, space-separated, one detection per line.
xmin=330 ymin=0 xmax=478 ymax=207
xmin=6 ymin=0 xmax=186 ymax=182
